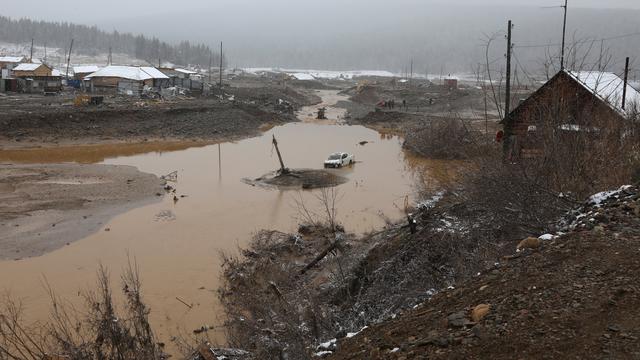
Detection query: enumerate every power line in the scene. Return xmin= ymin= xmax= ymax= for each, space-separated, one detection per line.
xmin=514 ymin=31 xmax=640 ymax=49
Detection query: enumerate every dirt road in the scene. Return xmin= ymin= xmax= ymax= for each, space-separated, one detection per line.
xmin=0 ymin=164 xmax=164 ymax=259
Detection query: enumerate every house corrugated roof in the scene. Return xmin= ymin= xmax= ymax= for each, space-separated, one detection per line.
xmin=84 ymin=65 xmax=169 ymax=81
xmin=567 ymin=71 xmax=640 ymax=114
xmin=13 ymin=63 xmax=43 ymax=71
xmin=0 ymin=56 xmax=24 ymax=63
xmin=175 ymin=68 xmax=198 ymax=75
xmin=73 ymin=65 xmax=100 ymax=74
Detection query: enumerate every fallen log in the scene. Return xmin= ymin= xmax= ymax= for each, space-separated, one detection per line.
xmin=300 ymin=235 xmax=343 ymax=274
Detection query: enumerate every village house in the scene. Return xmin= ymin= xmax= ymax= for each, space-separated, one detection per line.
xmin=502 ymin=69 xmax=640 ymax=159
xmin=0 ymin=56 xmax=26 ymax=92
xmin=12 ymin=62 xmax=62 ymax=93
xmin=73 ymin=65 xmax=100 ymax=81
xmin=159 ymin=67 xmax=208 ymax=95
xmin=84 ymin=65 xmax=170 ymax=95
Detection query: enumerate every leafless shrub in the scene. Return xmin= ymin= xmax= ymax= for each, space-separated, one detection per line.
xmin=1 ymin=261 xmax=166 ymax=360
xmin=404 ymin=117 xmax=486 ymax=159
xmin=292 ymin=188 xmax=343 ymax=233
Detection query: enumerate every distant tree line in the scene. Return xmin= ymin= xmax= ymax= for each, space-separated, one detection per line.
xmin=0 ymin=15 xmax=221 ymax=67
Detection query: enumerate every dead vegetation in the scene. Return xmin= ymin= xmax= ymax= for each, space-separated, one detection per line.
xmin=0 ymin=259 xmax=167 ymax=360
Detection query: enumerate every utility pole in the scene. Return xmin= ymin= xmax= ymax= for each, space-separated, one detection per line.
xmin=65 ymin=39 xmax=74 ymax=82
xmin=503 ymin=20 xmax=514 ymax=159
xmin=622 ymin=57 xmax=630 ymax=110
xmin=219 ymin=41 xmax=223 ymax=88
xmin=560 ymin=0 xmax=568 ymax=70
xmin=208 ymin=51 xmax=212 ymax=84
xmin=409 ymin=59 xmax=413 ymax=86
xmin=44 ymin=42 xmax=47 ymax=64
xmin=108 ymin=47 xmax=112 ymax=65
xmin=505 ymin=20 xmax=513 ymax=118
xmin=30 ymin=38 xmax=34 ymax=62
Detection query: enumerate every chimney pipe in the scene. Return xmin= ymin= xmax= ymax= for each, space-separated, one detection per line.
xmin=622 ymin=57 xmax=630 ymax=110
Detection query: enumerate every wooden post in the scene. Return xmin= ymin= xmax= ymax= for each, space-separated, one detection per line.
xmin=272 ymin=135 xmax=288 ymax=174
xmin=505 ymin=20 xmax=513 ymax=118
xmin=65 ymin=39 xmax=74 ymax=82
xmin=560 ymin=0 xmax=568 ymax=70
xmin=622 ymin=57 xmax=630 ymax=110
xmin=219 ymin=41 xmax=223 ymax=88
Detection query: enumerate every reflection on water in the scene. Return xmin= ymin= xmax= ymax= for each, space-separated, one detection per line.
xmin=0 ymin=91 xmax=449 ymax=352
xmin=0 ymin=141 xmax=211 ymax=164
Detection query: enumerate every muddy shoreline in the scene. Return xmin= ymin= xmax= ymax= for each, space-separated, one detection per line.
xmin=0 ymin=163 xmax=165 ymax=260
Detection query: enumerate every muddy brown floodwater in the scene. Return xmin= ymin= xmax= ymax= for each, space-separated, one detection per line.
xmin=0 ymin=91 xmax=443 ymax=354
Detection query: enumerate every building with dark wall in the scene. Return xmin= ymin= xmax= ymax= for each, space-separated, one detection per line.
xmin=502 ymin=70 xmax=640 ymax=159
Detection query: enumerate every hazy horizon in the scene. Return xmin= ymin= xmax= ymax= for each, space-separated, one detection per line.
xmin=2 ymin=1 xmax=639 ymax=73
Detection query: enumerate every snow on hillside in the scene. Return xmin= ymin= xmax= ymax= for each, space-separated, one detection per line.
xmin=0 ymin=42 xmax=149 ymax=74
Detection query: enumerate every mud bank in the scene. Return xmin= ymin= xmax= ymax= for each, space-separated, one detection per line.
xmin=0 ymin=163 xmax=165 ymax=259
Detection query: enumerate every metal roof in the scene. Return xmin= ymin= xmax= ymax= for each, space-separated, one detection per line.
xmin=84 ymin=65 xmax=169 ymax=81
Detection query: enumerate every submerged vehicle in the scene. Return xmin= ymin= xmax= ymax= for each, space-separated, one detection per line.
xmin=324 ymin=152 xmax=354 ymax=168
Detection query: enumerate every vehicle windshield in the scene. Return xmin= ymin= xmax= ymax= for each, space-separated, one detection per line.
xmin=328 ymin=154 xmax=341 ymax=160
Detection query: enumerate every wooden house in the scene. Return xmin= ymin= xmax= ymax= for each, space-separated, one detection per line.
xmin=502 ymin=70 xmax=640 ymax=159
xmin=12 ymin=63 xmax=62 ymax=93
xmin=84 ymin=65 xmax=169 ymax=95
xmin=73 ymin=65 xmax=100 ymax=80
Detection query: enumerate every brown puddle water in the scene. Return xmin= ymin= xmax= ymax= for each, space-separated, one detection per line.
xmin=0 ymin=91 xmax=445 ymax=354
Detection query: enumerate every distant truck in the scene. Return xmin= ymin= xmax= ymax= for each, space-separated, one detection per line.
xmin=324 ymin=152 xmax=354 ymax=168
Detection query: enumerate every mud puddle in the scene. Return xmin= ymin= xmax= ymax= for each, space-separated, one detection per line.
xmin=0 ymin=90 xmax=438 ymax=353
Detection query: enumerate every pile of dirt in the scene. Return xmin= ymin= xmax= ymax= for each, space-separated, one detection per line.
xmin=0 ymin=84 xmax=320 ymax=148
xmin=0 ymin=101 xmax=290 ymax=148
xmin=0 ymin=164 xmax=165 ymax=259
xmin=328 ymin=185 xmax=640 ymax=359
xmin=350 ymin=85 xmax=381 ymax=105
xmin=243 ymin=169 xmax=349 ymax=189
xmin=349 ymin=110 xmax=425 ymax=135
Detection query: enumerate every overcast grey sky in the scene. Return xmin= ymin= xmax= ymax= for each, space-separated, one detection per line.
xmin=2 ymin=0 xmax=639 ymax=71
xmin=2 ymin=0 xmax=640 ymax=22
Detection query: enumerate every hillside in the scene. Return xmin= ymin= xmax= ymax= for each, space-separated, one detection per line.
xmin=327 ymin=185 xmax=640 ymax=359
xmin=0 ymin=15 xmax=220 ymax=67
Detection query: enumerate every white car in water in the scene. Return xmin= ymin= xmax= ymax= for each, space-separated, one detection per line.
xmin=324 ymin=152 xmax=354 ymax=168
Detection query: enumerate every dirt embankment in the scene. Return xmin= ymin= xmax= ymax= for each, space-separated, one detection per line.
xmin=0 ymin=85 xmax=320 ymax=149
xmin=330 ymin=186 xmax=640 ymax=359
xmin=0 ymin=164 xmax=165 ymax=260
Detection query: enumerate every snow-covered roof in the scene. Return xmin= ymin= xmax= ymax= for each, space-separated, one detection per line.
xmin=73 ymin=65 xmax=100 ymax=74
xmin=175 ymin=68 xmax=198 ymax=74
xmin=0 ymin=56 xmax=24 ymax=63
xmin=13 ymin=63 xmax=43 ymax=71
xmin=51 ymin=69 xmax=62 ymax=77
xmin=567 ymin=71 xmax=640 ymax=114
xmin=84 ymin=65 xmax=169 ymax=81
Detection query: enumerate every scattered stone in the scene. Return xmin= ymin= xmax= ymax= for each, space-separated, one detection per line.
xmin=517 ymin=237 xmax=541 ymax=251
xmin=471 ymin=304 xmax=491 ymax=323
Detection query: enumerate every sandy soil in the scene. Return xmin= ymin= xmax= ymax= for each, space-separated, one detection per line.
xmin=0 ymin=163 xmax=165 ymax=260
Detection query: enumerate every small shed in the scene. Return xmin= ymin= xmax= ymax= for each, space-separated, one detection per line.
xmin=443 ymin=76 xmax=458 ymax=89
xmin=502 ymin=69 xmax=640 ymax=159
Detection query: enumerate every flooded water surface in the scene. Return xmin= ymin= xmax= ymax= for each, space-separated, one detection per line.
xmin=0 ymin=92 xmax=431 ymax=349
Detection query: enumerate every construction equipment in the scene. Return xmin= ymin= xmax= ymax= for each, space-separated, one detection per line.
xmin=74 ymin=95 xmax=103 ymax=106
xmin=317 ymin=107 xmax=327 ymax=120
xmin=272 ymin=135 xmax=290 ymax=175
